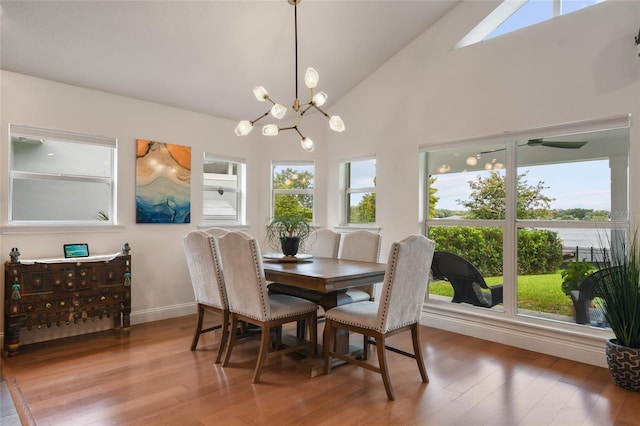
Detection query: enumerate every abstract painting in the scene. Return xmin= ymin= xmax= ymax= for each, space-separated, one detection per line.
xmin=136 ymin=139 xmax=191 ymax=223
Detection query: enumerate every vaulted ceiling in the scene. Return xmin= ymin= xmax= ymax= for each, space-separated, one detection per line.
xmin=0 ymin=1 xmax=461 ymax=121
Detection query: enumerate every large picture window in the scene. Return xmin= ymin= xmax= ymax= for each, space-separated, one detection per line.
xmin=9 ymin=124 xmax=116 ymax=224
xmin=423 ymin=116 xmax=630 ymax=327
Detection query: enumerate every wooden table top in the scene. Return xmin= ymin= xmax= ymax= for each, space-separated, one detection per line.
xmin=262 ymin=257 xmax=386 ymax=293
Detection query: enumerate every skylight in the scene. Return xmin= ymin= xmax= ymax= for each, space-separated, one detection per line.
xmin=455 ymin=0 xmax=606 ymax=48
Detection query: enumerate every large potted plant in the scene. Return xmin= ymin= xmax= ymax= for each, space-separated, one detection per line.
xmin=265 ymin=214 xmax=312 ymax=257
xmin=593 ymin=229 xmax=640 ymax=391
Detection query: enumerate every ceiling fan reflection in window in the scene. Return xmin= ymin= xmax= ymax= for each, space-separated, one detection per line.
xmin=481 ymin=138 xmax=587 ymax=154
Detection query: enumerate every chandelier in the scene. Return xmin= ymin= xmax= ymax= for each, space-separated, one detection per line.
xmin=234 ymin=0 xmax=345 ymax=152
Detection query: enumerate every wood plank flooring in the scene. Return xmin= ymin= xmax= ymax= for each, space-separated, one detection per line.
xmin=2 ymin=314 xmax=640 ymax=425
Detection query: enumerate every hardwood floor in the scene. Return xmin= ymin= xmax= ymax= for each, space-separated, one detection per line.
xmin=2 ymin=314 xmax=640 ymax=425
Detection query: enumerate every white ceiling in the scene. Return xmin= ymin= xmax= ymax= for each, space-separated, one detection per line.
xmin=0 ymin=0 xmax=461 ymax=122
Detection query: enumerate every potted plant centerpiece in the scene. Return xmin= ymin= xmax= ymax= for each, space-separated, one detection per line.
xmin=266 ymin=214 xmax=312 ymax=257
xmin=592 ymin=229 xmax=640 ymax=391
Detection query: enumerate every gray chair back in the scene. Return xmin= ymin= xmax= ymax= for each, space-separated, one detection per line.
xmin=303 ymin=229 xmax=341 ymax=258
xmin=377 ymin=234 xmax=435 ymax=333
xmin=217 ymin=231 xmax=271 ymax=321
xmin=339 ymin=230 xmax=381 ymax=262
xmin=203 ymin=227 xmax=229 ymax=238
xmin=183 ymin=230 xmax=227 ymax=310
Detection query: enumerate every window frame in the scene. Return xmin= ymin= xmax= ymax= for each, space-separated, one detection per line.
xmin=455 ymin=0 xmax=605 ymax=48
xmin=202 ymin=154 xmax=246 ymax=225
xmin=8 ymin=124 xmax=117 ymax=226
xmin=271 ymin=161 xmax=315 ymax=220
xmin=421 ymin=114 xmax=631 ymax=324
xmin=342 ymin=156 xmax=377 ymax=225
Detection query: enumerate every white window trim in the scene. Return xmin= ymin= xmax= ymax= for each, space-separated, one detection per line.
xmin=340 ymin=155 xmax=376 ymax=226
xmin=202 ymin=154 xmax=246 ymax=226
xmin=420 ymin=114 xmax=631 ymax=368
xmin=8 ymin=124 xmax=118 ymax=226
xmin=270 ymin=161 xmax=315 ymax=219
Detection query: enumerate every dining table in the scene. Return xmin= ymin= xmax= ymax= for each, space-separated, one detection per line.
xmin=262 ymin=255 xmax=387 ymax=376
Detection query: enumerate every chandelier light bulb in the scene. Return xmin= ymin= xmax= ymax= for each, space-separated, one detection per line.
xmin=465 ymin=156 xmax=478 ymax=166
xmin=301 ymin=137 xmax=315 ymax=152
xmin=234 ymin=2 xmax=345 ymax=151
xmin=234 ymin=120 xmax=253 ymax=136
xmin=270 ymin=103 xmax=287 ymax=119
xmin=262 ymin=124 xmax=279 ymax=136
xmin=312 ymin=91 xmax=328 ymax=106
xmin=304 ymin=67 xmax=319 ymax=89
xmin=253 ymin=86 xmax=268 ymax=101
xmin=329 ymin=116 xmax=345 ymax=132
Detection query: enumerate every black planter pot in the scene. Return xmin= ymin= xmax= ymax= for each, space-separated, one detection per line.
xmin=606 ymin=338 xmax=640 ymax=392
xmin=280 ymin=237 xmax=300 ymax=256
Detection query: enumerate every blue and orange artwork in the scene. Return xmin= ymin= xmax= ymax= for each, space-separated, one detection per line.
xmin=136 ymin=139 xmax=191 ymax=223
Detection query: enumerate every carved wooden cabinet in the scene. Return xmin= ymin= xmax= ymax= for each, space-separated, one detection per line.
xmin=4 ymin=248 xmax=131 ymax=356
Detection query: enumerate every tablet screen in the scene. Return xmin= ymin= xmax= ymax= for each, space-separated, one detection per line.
xmin=64 ymin=243 xmax=90 ymax=258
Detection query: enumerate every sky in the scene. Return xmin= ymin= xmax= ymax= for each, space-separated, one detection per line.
xmin=433 ymin=160 xmax=611 ymax=211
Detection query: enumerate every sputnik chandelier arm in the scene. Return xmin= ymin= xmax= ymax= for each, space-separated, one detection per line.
xmin=234 ymin=0 xmax=345 ymax=152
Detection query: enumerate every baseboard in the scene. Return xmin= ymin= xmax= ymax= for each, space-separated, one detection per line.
xmin=130 ymin=302 xmax=196 ymax=325
xmin=421 ymin=304 xmax=609 ymax=368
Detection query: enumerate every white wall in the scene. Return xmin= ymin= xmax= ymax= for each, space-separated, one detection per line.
xmin=323 ymin=0 xmax=640 ymax=366
xmin=2 ymin=0 xmax=639 ymax=365
xmin=0 ymin=71 xmax=277 ymax=334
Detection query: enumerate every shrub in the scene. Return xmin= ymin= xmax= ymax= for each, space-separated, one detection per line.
xmin=428 ymin=226 xmax=563 ymax=276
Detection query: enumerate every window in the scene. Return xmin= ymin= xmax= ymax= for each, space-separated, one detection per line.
xmin=203 ymin=155 xmax=245 ymax=224
xmin=456 ymin=0 xmax=605 ymax=48
xmin=272 ymin=162 xmax=314 ymax=221
xmin=9 ymin=124 xmax=116 ymax=224
xmin=423 ymin=115 xmax=630 ymax=327
xmin=343 ymin=158 xmax=376 ymax=224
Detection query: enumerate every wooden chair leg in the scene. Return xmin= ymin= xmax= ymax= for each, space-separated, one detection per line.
xmin=252 ymin=325 xmax=271 ymax=384
xmin=323 ymin=319 xmax=333 ymax=374
xmin=308 ymin=312 xmax=317 ymax=356
xmin=296 ymin=319 xmax=307 ymax=339
xmin=411 ymin=323 xmax=429 ymax=383
xmin=215 ymin=309 xmax=230 ymax=364
xmin=223 ymin=314 xmax=238 ymax=367
xmin=363 ymin=335 xmax=369 ymax=360
xmin=376 ymin=334 xmax=395 ymax=401
xmin=190 ymin=304 xmax=205 ymax=351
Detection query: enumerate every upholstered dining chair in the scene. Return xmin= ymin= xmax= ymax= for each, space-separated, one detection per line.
xmin=217 ymin=231 xmax=318 ymax=383
xmin=339 ymin=230 xmax=382 ymax=303
xmin=323 ymin=234 xmax=435 ymax=401
xmin=183 ymin=230 xmax=229 ymax=363
xmin=303 ymin=228 xmax=342 ymax=258
xmin=202 ymin=227 xmax=230 ymax=237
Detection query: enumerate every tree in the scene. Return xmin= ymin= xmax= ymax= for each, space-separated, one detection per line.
xmin=350 ymin=192 xmax=376 ymax=223
xmin=429 ymin=176 xmax=440 ymax=219
xmin=273 ymin=168 xmax=313 ymax=220
xmin=458 ymin=171 xmax=554 ymax=220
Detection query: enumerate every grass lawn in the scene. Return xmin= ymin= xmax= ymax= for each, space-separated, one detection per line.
xmin=429 ymin=271 xmax=574 ymax=317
